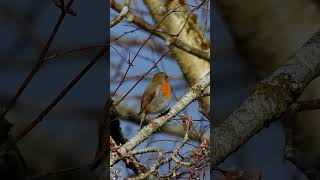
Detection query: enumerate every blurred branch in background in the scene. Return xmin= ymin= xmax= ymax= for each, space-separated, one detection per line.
xmin=0 ymin=0 xmax=76 ymax=120
xmin=0 ymin=0 xmax=106 ymax=180
xmin=211 ymin=29 xmax=320 ymax=179
xmin=215 ymin=0 xmax=320 ymax=179
xmin=211 ymin=2 xmax=320 ymax=179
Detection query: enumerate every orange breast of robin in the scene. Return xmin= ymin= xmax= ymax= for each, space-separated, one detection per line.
xmin=161 ymin=80 xmax=171 ymax=98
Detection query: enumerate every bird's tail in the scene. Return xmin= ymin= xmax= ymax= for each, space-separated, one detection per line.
xmin=140 ymin=112 xmax=146 ymax=130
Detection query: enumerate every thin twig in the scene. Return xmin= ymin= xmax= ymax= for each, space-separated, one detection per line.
xmin=113 ymin=1 xmax=209 ymax=106
xmin=1 ymin=47 xmax=107 ymax=151
xmin=111 ymin=72 xmax=210 ymax=165
xmin=43 ymin=44 xmax=105 ymax=62
xmin=111 ymin=3 xmax=182 ymax=97
xmin=0 ymin=0 xmax=75 ymax=120
xmin=113 ymin=41 xmax=178 ymax=107
xmin=111 ymin=0 xmax=210 ymax=61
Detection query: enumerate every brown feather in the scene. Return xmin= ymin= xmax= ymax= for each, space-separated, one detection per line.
xmin=139 ymin=72 xmax=167 ymax=114
xmin=139 ymin=85 xmax=156 ymax=114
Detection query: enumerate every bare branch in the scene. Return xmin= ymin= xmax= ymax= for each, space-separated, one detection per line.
xmin=1 ymin=47 xmax=107 ymax=151
xmin=110 ymin=0 xmax=131 ymax=27
xmin=110 ymin=72 xmax=210 ymax=166
xmin=110 ymin=0 xmax=210 ymax=61
xmin=0 ymin=0 xmax=76 ymax=120
xmin=210 ymin=29 xmax=320 ymax=167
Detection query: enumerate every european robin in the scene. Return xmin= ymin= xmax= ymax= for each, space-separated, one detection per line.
xmin=139 ymin=72 xmax=171 ymax=129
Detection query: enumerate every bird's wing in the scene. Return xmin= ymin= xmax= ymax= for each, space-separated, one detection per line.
xmin=139 ymin=86 xmax=156 ymax=114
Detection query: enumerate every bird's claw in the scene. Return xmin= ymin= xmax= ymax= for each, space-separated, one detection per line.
xmin=158 ymin=108 xmax=170 ymax=117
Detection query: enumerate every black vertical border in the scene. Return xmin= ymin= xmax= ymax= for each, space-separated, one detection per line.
xmin=106 ymin=0 xmax=110 ymax=178
xmin=210 ymin=0 xmax=215 ymax=179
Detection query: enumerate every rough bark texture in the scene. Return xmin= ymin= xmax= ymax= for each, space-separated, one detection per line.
xmin=116 ymin=103 xmax=209 ymax=141
xmin=211 ymin=30 xmax=320 ymax=168
xmin=111 ymin=72 xmax=210 ymax=166
xmin=216 ymin=0 xmax=320 ymax=178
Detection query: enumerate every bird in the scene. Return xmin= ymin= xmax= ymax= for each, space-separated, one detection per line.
xmin=138 ymin=72 xmax=171 ymax=129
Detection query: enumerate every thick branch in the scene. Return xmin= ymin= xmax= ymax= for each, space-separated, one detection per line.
xmin=115 ymin=104 xmax=209 ymax=142
xmin=142 ymin=0 xmax=210 ymax=113
xmin=110 ymin=72 xmax=210 ymax=166
xmin=110 ymin=0 xmax=130 ymax=27
xmin=110 ymin=0 xmax=210 ymax=61
xmin=211 ymin=29 xmax=320 ymax=166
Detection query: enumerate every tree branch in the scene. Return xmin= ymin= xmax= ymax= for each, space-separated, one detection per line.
xmin=210 ymin=29 xmax=320 ymax=167
xmin=110 ymin=0 xmax=131 ymax=27
xmin=110 ymin=0 xmax=210 ymax=61
xmin=115 ymin=104 xmax=209 ymax=142
xmin=110 ymin=72 xmax=210 ymax=166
